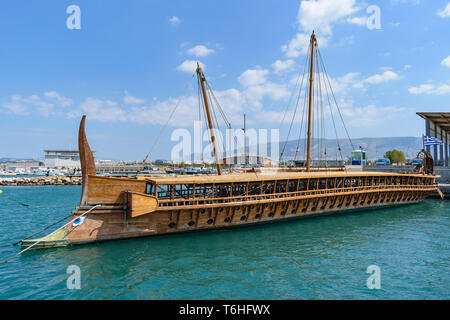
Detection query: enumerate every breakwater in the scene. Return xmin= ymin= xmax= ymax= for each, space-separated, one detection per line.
xmin=0 ymin=176 xmax=81 ymax=186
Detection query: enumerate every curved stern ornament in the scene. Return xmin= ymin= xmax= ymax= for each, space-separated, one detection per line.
xmin=78 ymin=115 xmax=96 ymax=206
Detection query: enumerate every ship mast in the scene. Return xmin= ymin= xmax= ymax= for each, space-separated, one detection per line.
xmin=306 ymin=31 xmax=316 ymax=172
xmin=196 ymin=64 xmax=222 ymax=175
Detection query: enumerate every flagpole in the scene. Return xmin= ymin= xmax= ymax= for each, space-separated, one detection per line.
xmin=422 ymin=134 xmax=425 ymax=150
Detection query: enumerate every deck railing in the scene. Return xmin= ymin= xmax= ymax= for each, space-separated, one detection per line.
xmin=157 ymin=183 xmax=437 ymax=209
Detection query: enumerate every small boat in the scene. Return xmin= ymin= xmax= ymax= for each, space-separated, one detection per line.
xmin=22 ymin=31 xmax=441 ymax=249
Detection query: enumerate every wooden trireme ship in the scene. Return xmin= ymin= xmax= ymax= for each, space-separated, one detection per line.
xmin=22 ymin=32 xmax=441 ymax=249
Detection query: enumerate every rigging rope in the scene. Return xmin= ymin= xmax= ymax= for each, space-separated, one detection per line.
xmin=278 ymin=45 xmax=310 ymax=132
xmin=279 ymin=38 xmax=355 ymax=167
xmin=142 ymin=73 xmax=195 ymax=163
xmin=204 ymin=77 xmax=246 ymax=165
xmin=317 ymin=48 xmax=355 ymax=151
xmin=279 ymin=46 xmax=310 ymax=161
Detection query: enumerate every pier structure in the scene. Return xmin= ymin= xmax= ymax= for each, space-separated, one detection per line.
xmin=417 ymin=112 xmax=450 ymax=167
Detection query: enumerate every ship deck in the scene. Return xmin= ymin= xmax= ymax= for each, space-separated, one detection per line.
xmin=132 ymin=170 xmax=438 ymax=184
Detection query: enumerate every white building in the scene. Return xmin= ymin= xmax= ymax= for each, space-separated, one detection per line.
xmin=43 ymin=150 xmax=84 ymax=168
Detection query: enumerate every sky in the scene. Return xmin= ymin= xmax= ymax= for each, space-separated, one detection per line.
xmin=1 ymin=0 xmax=450 ymax=160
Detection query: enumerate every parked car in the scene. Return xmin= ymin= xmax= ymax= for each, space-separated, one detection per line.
xmin=375 ymin=158 xmax=391 ymax=166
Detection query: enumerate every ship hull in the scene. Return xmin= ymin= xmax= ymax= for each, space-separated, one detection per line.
xmin=22 ymin=187 xmax=433 ymax=249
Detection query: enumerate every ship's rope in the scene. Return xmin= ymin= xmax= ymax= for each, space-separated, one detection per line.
xmin=1 ymin=205 xmax=101 ymax=264
xmin=279 ymin=38 xmax=355 ymax=167
xmin=279 ymin=46 xmax=310 ymax=162
xmin=142 ymin=73 xmax=195 ymax=163
xmin=279 ymin=44 xmax=310 ymax=133
xmin=317 ymin=48 xmax=354 ymax=151
xmin=203 ymin=77 xmax=247 ymax=168
xmin=293 ymin=84 xmax=309 ymax=161
xmin=316 ymin=46 xmax=327 ymax=167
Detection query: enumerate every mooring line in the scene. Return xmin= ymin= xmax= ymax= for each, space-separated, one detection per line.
xmin=1 ymin=205 xmax=101 ymax=264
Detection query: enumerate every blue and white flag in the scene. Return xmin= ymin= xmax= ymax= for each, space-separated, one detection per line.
xmin=424 ymin=136 xmax=443 ymax=146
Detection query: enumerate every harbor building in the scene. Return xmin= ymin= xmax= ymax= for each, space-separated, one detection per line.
xmin=220 ymin=154 xmax=273 ymax=167
xmin=417 ymin=112 xmax=450 ymax=167
xmin=43 ymin=150 xmax=84 ymax=168
xmin=1 ymin=160 xmax=43 ymax=172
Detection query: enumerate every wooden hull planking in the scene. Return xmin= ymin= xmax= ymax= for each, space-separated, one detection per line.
xmin=22 ymin=173 xmax=437 ymax=249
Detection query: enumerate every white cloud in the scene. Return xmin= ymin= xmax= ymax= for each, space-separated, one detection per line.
xmin=440 ymin=56 xmax=450 ymax=68
xmin=243 ymin=82 xmax=289 ymax=110
xmin=298 ymin=0 xmax=360 ymax=35
xmin=176 ymin=60 xmax=205 ymax=73
xmin=437 ymin=3 xmax=450 ymax=18
xmin=272 ymin=59 xmax=295 ymax=73
xmin=347 ymin=16 xmax=367 ymax=26
xmin=282 ymin=32 xmax=329 ymax=58
xmin=168 ymin=16 xmax=181 ymax=26
xmin=282 ymin=33 xmax=311 ymax=58
xmin=363 ymin=70 xmax=400 ymax=84
xmin=2 ymin=92 xmax=72 ymax=116
xmin=44 ymin=91 xmax=73 ymax=107
xmin=238 ymin=68 xmax=269 ymax=87
xmin=341 ymin=104 xmax=406 ymax=128
xmin=61 ymin=78 xmax=288 ymax=126
xmin=187 ymin=45 xmax=214 ymax=57
xmin=408 ymin=83 xmax=450 ymax=95
xmin=254 ymin=102 xmax=406 ymax=128
xmin=282 ymin=0 xmax=360 ymax=58
xmin=329 ymin=72 xmax=363 ymax=92
xmin=123 ymin=91 xmax=144 ymax=105
xmin=3 ymin=96 xmax=30 ymax=116
xmin=128 ymin=96 xmax=199 ymax=126
xmin=27 ymin=95 xmax=54 ymax=116
xmin=67 ymin=97 xmax=127 ymax=122
xmin=404 ymin=64 xmax=412 ymax=70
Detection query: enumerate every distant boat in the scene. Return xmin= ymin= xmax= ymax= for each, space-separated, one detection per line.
xmin=22 ymin=31 xmax=442 ymax=249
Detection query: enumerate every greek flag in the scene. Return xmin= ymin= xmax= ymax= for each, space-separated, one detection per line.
xmin=424 ymin=136 xmax=443 ymax=146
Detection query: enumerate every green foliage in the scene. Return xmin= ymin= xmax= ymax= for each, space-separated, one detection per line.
xmin=384 ymin=149 xmax=405 ymax=163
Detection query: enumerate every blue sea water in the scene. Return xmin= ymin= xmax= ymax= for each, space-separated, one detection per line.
xmin=0 ymin=186 xmax=448 ymax=300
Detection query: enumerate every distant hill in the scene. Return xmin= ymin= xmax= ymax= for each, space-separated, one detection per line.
xmin=0 ymin=158 xmax=19 ymax=163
